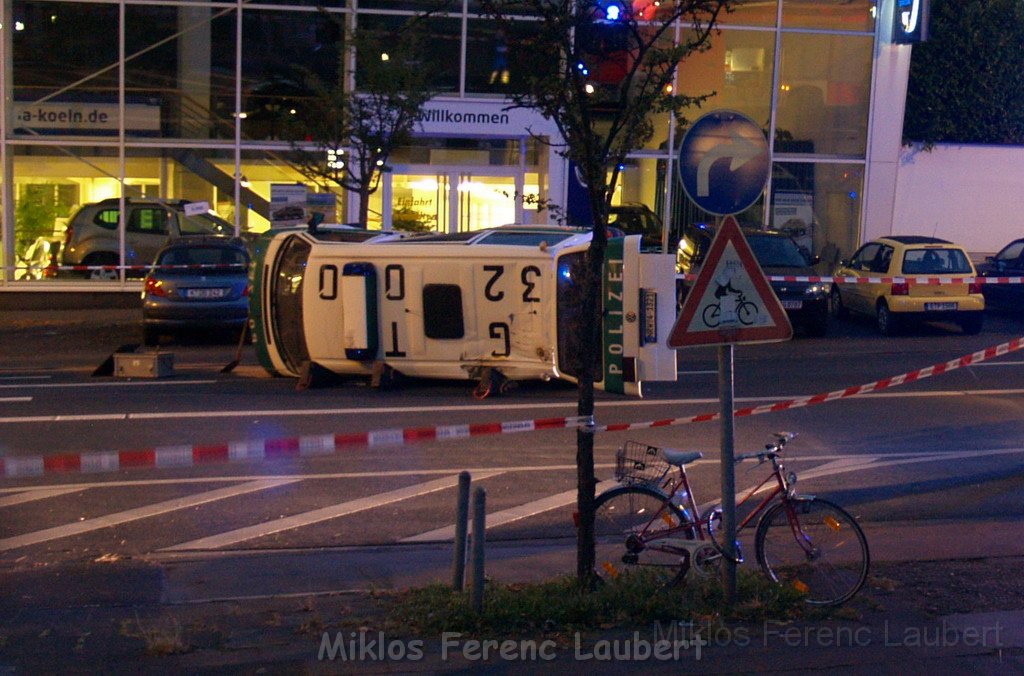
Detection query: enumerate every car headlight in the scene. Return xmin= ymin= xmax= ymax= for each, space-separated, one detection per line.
xmin=804 ymin=282 xmax=830 ymax=298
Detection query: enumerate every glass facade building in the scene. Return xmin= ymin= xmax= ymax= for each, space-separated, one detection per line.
xmin=0 ymin=0 xmax=909 ymax=288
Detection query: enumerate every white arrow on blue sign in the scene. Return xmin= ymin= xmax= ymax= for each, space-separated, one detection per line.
xmin=677 ymin=110 xmax=770 ymax=216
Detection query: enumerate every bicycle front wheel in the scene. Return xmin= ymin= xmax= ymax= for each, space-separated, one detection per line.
xmin=754 ymin=497 xmax=869 ymax=606
xmin=593 ymin=485 xmax=695 ymax=581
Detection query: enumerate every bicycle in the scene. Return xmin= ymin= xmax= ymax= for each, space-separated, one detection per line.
xmin=592 ymin=433 xmax=869 ymax=606
xmin=702 ymin=292 xmax=759 ymax=328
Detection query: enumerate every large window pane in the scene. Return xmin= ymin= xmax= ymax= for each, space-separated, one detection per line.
xmin=125 ymin=6 xmax=237 ymax=141
xmin=782 ymin=0 xmax=876 ymax=32
xmin=771 ymin=162 xmax=862 ymax=266
xmin=12 ymin=2 xmax=121 ymax=137
xmin=241 ymin=9 xmax=340 ymax=141
xmin=13 ymin=145 xmax=123 ymax=282
xmin=676 ymin=29 xmax=776 ymax=135
xmin=356 ymin=14 xmax=459 ymax=94
xmin=465 ymin=18 xmax=553 ymax=96
xmin=240 ymin=149 xmax=346 ymax=232
xmin=774 ymin=33 xmax=872 ymax=157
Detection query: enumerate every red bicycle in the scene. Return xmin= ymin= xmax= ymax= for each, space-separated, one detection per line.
xmin=593 ymin=433 xmax=869 ymax=606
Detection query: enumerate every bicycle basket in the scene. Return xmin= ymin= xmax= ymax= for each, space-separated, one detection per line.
xmin=615 ymin=442 xmax=671 ymax=485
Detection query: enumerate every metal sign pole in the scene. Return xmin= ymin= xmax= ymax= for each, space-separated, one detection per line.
xmin=718 ymin=343 xmax=737 ymax=606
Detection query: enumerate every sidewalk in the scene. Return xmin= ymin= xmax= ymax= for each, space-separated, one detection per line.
xmin=2 ymin=519 xmax=1023 ymax=672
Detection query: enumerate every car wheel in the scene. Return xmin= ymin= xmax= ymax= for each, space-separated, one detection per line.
xmin=960 ymin=313 xmax=983 ymax=335
xmin=829 ymin=288 xmax=848 ymax=320
xmin=876 ymin=301 xmax=900 ymax=336
xmin=83 ymin=254 xmax=120 ymax=280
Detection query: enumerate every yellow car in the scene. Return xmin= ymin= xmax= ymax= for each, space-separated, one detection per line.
xmin=830 ymin=236 xmax=984 ymax=335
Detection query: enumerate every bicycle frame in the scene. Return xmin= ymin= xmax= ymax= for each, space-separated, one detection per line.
xmin=630 ymin=449 xmax=799 ymax=553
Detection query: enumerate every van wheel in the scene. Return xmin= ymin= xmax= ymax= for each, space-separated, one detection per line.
xmin=877 ymin=302 xmax=900 ymax=336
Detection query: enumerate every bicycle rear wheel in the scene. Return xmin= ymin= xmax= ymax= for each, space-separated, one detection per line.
xmin=593 ymin=485 xmax=695 ymax=581
xmin=754 ymin=497 xmax=869 ymax=606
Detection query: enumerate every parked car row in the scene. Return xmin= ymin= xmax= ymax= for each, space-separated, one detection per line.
xmin=679 ymin=228 xmax=1024 ymax=338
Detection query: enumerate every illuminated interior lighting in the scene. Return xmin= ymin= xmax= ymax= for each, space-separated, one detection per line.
xmin=15 ymin=21 xmax=25 ymax=31
xmin=407 ymin=179 xmax=439 ymax=191
xmin=380 ymin=52 xmax=390 ymax=61
xmin=585 ymin=83 xmax=596 ymax=94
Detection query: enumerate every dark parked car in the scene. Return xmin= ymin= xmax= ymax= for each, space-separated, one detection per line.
xmin=141 ymin=237 xmax=250 ymax=345
xmin=977 ymin=238 xmax=1024 ymax=312
xmin=681 ymin=227 xmax=829 ymax=337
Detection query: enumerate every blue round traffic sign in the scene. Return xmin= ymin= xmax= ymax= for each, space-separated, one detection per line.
xmin=677 ymin=110 xmax=770 ymax=216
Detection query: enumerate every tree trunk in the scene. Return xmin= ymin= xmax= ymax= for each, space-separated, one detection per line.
xmin=358 ymin=185 xmax=372 ymax=228
xmin=576 ymin=209 xmax=608 ymax=589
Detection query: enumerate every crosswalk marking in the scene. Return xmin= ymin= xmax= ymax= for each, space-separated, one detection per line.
xmin=403 ymin=479 xmax=620 ymax=543
xmin=0 ymin=487 xmax=80 ymax=508
xmin=162 ymin=471 xmax=505 ymax=552
xmin=0 ymin=479 xmax=297 ymax=552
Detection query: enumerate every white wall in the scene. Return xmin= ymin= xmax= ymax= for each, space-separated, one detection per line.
xmin=893 ymin=144 xmax=1024 ymax=255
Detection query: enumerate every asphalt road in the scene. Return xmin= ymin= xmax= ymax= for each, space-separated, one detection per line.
xmin=2 ymin=307 xmax=1024 ymax=569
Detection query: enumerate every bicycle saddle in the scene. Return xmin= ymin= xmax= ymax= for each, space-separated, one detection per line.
xmin=662 ymin=449 xmax=703 ymax=466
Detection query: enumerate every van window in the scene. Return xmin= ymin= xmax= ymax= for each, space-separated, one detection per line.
xmin=423 ymin=285 xmax=465 ymax=339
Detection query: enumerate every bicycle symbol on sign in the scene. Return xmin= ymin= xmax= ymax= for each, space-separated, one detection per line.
xmin=703 ymin=262 xmax=759 ymax=327
xmin=702 ymin=292 xmax=759 ymax=327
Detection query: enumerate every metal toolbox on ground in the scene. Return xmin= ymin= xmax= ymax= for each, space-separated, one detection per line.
xmin=113 ymin=351 xmax=174 ymax=378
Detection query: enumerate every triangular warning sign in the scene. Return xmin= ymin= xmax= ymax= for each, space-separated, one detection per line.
xmin=668 ymin=216 xmax=792 ymax=348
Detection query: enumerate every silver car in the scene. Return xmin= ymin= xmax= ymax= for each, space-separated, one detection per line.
xmin=63 ymin=199 xmax=233 ymax=279
xmin=141 ymin=237 xmax=250 ymax=345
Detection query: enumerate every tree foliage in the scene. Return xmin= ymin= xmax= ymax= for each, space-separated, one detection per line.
xmin=283 ymin=13 xmax=439 ymax=226
xmin=477 ymin=0 xmax=729 ymax=587
xmin=904 ymin=0 xmax=1024 ymax=146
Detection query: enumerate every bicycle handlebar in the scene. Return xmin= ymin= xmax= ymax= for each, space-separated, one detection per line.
xmin=734 ymin=432 xmax=796 ymax=464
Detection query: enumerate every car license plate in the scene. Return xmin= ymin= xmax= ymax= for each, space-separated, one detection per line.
xmin=781 ymin=300 xmax=803 ymax=310
xmin=185 ymin=288 xmax=228 ymax=299
xmin=925 ymin=302 xmax=957 ymax=311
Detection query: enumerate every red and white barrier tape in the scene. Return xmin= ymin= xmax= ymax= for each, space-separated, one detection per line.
xmin=3 ymin=265 xmax=1023 ymax=284
xmin=598 ymin=337 xmax=1024 ymax=433
xmin=0 ymin=416 xmax=592 ymax=479
xmin=5 ymin=263 xmax=246 ymax=273
xmin=3 ymin=338 xmax=1023 ymax=479
xmin=676 ymin=273 xmax=1024 ymax=285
